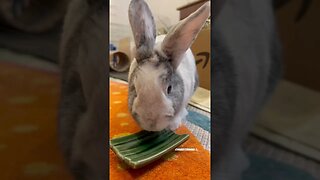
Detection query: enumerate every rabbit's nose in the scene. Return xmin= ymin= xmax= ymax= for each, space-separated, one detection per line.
xmin=149 ymin=121 xmax=156 ymax=129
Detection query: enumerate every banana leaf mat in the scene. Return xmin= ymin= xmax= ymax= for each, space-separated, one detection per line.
xmin=109 ymin=80 xmax=211 ymax=180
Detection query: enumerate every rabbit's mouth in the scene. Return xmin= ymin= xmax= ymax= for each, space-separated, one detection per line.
xmin=139 ymin=121 xmax=168 ymax=132
xmin=165 ymin=114 xmax=174 ymax=118
xmin=135 ymin=115 xmax=172 ymax=132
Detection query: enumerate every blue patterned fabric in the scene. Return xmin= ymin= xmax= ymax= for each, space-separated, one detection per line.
xmin=186 ymin=110 xmax=211 ymax=132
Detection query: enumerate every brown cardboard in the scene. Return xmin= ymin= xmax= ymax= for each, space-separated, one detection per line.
xmin=177 ymin=0 xmax=209 ymax=20
xmin=109 ymin=51 xmax=130 ymax=72
xmin=191 ymin=27 xmax=211 ymax=90
xmin=118 ymin=37 xmax=133 ymax=62
xmin=275 ymin=0 xmax=320 ymax=92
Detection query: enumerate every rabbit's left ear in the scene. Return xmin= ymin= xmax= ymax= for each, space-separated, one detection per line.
xmin=128 ymin=0 xmax=156 ymax=62
xmin=161 ymin=2 xmax=210 ymax=70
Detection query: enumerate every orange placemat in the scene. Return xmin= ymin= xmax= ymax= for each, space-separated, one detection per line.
xmin=0 ymin=62 xmax=73 ymax=180
xmin=109 ymin=80 xmax=211 ymax=180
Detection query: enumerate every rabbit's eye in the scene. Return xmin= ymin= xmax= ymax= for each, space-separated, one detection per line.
xmin=167 ymin=85 xmax=172 ymax=94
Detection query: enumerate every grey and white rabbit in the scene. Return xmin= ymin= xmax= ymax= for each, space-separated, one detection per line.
xmin=58 ymin=0 xmax=107 ymax=179
xmin=212 ymin=0 xmax=283 ymax=179
xmin=127 ymin=0 xmax=210 ymax=132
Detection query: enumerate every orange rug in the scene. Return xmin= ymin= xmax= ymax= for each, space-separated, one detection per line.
xmin=0 ymin=62 xmax=73 ymax=180
xmin=109 ymin=80 xmax=211 ymax=180
xmin=0 ymin=61 xmax=210 ymax=179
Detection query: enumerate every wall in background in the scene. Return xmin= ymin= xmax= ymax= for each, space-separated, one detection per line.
xmin=110 ymin=0 xmax=195 ymax=45
xmin=276 ymin=0 xmax=320 ymax=92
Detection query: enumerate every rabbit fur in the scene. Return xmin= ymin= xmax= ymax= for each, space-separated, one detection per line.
xmin=127 ymin=0 xmax=210 ymax=132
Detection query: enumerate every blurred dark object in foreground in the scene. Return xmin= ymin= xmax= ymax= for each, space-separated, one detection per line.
xmin=0 ymin=0 xmax=70 ymax=62
xmin=0 ymin=0 xmax=69 ymax=32
xmin=0 ymin=24 xmax=61 ymax=62
xmin=212 ymin=0 xmax=319 ymax=179
xmin=273 ymin=0 xmax=312 ymax=22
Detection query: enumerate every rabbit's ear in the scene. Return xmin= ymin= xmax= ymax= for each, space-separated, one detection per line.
xmin=161 ymin=2 xmax=210 ymax=69
xmin=128 ymin=0 xmax=156 ymax=62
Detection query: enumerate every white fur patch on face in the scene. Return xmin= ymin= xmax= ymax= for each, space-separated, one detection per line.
xmin=134 ymin=62 xmax=162 ymax=91
xmin=132 ymin=61 xmax=174 ymax=131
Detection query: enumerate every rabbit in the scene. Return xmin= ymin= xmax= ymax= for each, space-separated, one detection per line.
xmin=127 ymin=0 xmax=210 ymax=132
xmin=212 ymin=0 xmax=285 ymax=179
xmin=58 ymin=0 xmax=107 ymax=179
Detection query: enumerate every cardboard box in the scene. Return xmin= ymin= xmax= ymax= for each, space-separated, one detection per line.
xmin=191 ymin=27 xmax=211 ymax=90
xmin=177 ymin=0 xmax=209 ymax=20
xmin=275 ymin=0 xmax=320 ymax=92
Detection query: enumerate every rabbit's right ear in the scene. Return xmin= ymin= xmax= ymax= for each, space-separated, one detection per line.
xmin=128 ymin=0 xmax=156 ymax=62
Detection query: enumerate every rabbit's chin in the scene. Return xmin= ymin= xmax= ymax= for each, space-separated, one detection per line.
xmin=169 ymin=120 xmax=181 ymax=131
xmin=169 ymin=107 xmax=188 ymax=131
